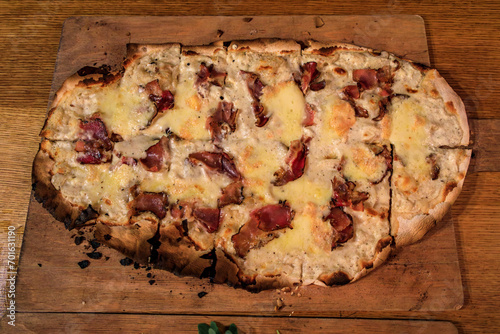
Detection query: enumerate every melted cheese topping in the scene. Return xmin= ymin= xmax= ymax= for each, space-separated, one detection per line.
xmin=98 ymin=84 xmax=154 ymax=139
xmin=260 ymin=81 xmax=305 ymax=146
xmin=146 ymin=79 xmax=215 ymax=140
xmin=342 ymin=144 xmax=387 ymax=182
xmin=319 ymin=96 xmax=356 ymax=143
xmin=389 ymin=99 xmax=430 ymax=176
xmin=227 ymin=139 xmax=286 ymax=203
xmin=272 ymin=177 xmax=331 ymax=211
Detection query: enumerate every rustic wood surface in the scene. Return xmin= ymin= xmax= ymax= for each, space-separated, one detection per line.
xmin=0 ymin=1 xmax=499 ymax=333
xmin=0 ymin=314 xmax=459 ymax=334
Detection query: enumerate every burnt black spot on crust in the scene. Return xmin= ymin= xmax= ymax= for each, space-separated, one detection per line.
xmin=361 ymin=260 xmax=374 ymax=270
xmin=443 ymin=181 xmax=458 ymax=199
xmin=321 ymin=271 xmax=351 ymax=286
xmin=103 ymin=234 xmax=112 ymax=241
xmin=199 ymin=248 xmax=217 ymax=282
xmin=317 ymin=46 xmax=337 ymax=56
xmin=409 ymin=61 xmax=431 ymax=72
xmin=77 ymin=65 xmax=112 ymax=77
xmin=183 ymin=50 xmax=198 ymax=56
xmin=71 ymin=205 xmax=99 ymax=229
xmin=147 ymin=223 xmax=162 ymax=263
xmin=375 ymin=236 xmax=393 ymax=253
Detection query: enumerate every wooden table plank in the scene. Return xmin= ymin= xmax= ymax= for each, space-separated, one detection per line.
xmin=469 ymin=119 xmax=500 ymax=172
xmin=1 ymin=2 xmax=500 ymax=333
xmin=0 ymin=314 xmax=458 ymax=334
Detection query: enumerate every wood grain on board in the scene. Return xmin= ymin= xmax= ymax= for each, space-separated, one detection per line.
xmin=0 ymin=314 xmax=458 ymax=334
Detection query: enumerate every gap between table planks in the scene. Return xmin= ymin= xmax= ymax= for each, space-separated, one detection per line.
xmin=9 ymin=15 xmax=468 ymax=329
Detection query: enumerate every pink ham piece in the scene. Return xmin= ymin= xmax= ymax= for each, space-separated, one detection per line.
xmin=251 ymin=204 xmax=293 ymax=232
xmin=75 ymin=142 xmax=106 ymax=164
xmin=231 ymin=217 xmax=261 ymax=258
xmin=232 ymin=203 xmax=294 ymax=257
xmin=331 ymin=177 xmax=369 ymax=211
xmin=342 ymin=85 xmax=360 ymax=100
xmin=218 ymin=181 xmax=244 ymax=207
xmin=303 ymin=103 xmax=316 ymax=126
xmin=188 ymin=151 xmax=241 ymax=180
xmin=196 ymin=63 xmax=227 ymax=89
xmin=76 ymin=116 xmax=113 ymax=164
xmin=272 ymin=138 xmax=309 ymax=186
xmin=79 ymin=117 xmax=111 ymax=145
xmin=133 ymin=192 xmax=169 ymax=219
xmin=140 ymin=136 xmax=170 ymax=172
xmin=193 ymin=207 xmax=221 ymax=233
xmin=299 ymin=62 xmax=326 ymax=94
xmin=240 ymin=71 xmax=269 ymax=127
xmin=340 ymin=85 xmax=369 ymax=118
xmin=373 ymin=96 xmax=389 ymax=121
xmin=206 ymin=101 xmax=239 ymax=143
xmin=145 ymin=80 xmax=174 ymax=112
xmin=324 ymin=207 xmax=354 ymax=249
xmin=352 ymin=68 xmax=378 ymax=90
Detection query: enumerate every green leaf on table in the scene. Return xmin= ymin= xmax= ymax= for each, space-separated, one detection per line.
xmin=225 ymin=323 xmax=238 ymax=334
xmin=198 ymin=321 xmax=238 ymax=334
xmin=198 ymin=323 xmax=211 ymax=334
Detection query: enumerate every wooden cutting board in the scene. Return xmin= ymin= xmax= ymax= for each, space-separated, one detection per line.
xmin=11 ymin=15 xmax=463 ymax=329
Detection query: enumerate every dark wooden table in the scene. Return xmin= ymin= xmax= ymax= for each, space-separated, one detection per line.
xmin=0 ymin=1 xmax=499 ymax=333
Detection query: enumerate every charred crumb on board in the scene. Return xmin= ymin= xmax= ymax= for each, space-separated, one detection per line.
xmin=74 ymin=236 xmax=85 ymax=245
xmin=86 ymin=251 xmax=103 ymax=260
xmin=120 ymin=257 xmax=134 ymax=266
xmin=89 ymin=239 xmax=101 ymax=250
xmin=78 ymin=260 xmax=90 ymax=269
xmin=198 ymin=291 xmax=208 ymax=298
xmin=274 ymin=297 xmax=285 ymax=311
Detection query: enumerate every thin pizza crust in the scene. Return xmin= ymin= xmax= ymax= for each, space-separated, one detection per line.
xmin=32 ymin=148 xmax=98 ymax=229
xmin=32 ymin=38 xmax=470 ymax=291
xmin=41 ymin=69 xmax=122 ymax=139
xmin=393 ymin=148 xmax=471 ymax=247
xmin=429 ymin=70 xmax=470 ymax=146
xmin=228 ymin=38 xmax=301 ymax=54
